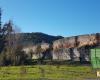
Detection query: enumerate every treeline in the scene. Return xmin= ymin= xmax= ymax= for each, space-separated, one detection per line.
xmin=21 ymin=32 xmax=63 ymax=45
xmin=0 ymin=21 xmax=27 ymax=66
xmin=0 ymin=9 xmax=63 ymax=66
xmin=0 ymin=9 xmax=67 ymax=66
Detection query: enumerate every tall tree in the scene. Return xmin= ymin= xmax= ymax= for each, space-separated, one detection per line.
xmin=0 ymin=9 xmax=27 ymax=65
xmin=3 ymin=21 xmax=27 ymax=65
xmin=36 ymin=44 xmax=43 ymax=64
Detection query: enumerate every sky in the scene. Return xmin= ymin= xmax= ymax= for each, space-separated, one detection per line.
xmin=0 ymin=0 xmax=100 ymax=37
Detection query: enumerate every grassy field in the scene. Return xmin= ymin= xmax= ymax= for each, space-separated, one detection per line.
xmin=0 ymin=65 xmax=99 ymax=80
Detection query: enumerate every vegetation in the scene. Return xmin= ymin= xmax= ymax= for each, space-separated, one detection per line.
xmin=0 ymin=8 xmax=99 ymax=80
xmin=0 ymin=8 xmax=63 ymax=66
xmin=0 ymin=65 xmax=97 ymax=80
xmin=21 ymin=32 xmax=63 ymax=45
xmin=0 ymin=13 xmax=27 ymax=66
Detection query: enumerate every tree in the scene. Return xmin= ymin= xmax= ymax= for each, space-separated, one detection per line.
xmin=29 ymin=49 xmax=34 ymax=60
xmin=0 ymin=11 xmax=27 ymax=65
xmin=4 ymin=21 xmax=27 ymax=65
xmin=35 ymin=44 xmax=43 ymax=64
xmin=0 ymin=8 xmax=28 ymax=66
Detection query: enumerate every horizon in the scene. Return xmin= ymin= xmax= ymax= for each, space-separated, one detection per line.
xmin=0 ymin=0 xmax=100 ymax=37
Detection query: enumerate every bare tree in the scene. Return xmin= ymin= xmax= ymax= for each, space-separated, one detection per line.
xmin=35 ymin=44 xmax=43 ymax=64
xmin=0 ymin=20 xmax=27 ymax=66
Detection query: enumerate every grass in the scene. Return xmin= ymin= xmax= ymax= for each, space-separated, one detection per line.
xmin=0 ymin=65 xmax=99 ymax=80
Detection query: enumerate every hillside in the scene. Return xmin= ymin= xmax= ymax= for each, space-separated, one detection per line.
xmin=20 ymin=32 xmax=63 ymax=46
xmin=22 ymin=33 xmax=100 ymax=62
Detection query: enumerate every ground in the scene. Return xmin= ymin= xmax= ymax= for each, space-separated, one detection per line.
xmin=0 ymin=65 xmax=99 ymax=80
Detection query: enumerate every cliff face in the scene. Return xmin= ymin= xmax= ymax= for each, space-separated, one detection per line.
xmin=21 ymin=32 xmax=63 ymax=60
xmin=23 ymin=43 xmax=50 ymax=59
xmin=53 ymin=33 xmax=100 ymax=61
xmin=23 ymin=33 xmax=100 ymax=62
xmin=53 ymin=33 xmax=100 ymax=50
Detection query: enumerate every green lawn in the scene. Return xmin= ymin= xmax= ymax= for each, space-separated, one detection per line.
xmin=0 ymin=65 xmax=98 ymax=80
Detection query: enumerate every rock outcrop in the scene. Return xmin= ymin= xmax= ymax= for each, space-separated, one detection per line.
xmin=23 ymin=43 xmax=51 ymax=59
xmin=53 ymin=33 xmax=100 ymax=61
xmin=23 ymin=33 xmax=100 ymax=62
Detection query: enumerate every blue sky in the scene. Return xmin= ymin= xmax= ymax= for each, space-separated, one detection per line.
xmin=0 ymin=0 xmax=100 ymax=37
